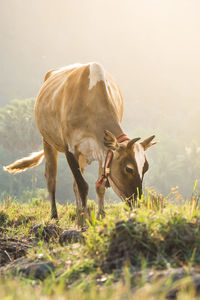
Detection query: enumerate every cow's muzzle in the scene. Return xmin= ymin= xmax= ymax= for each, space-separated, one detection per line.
xmin=125 ymin=187 xmax=142 ymax=208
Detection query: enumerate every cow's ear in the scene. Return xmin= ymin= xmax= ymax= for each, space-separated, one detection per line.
xmin=104 ymin=130 xmax=119 ymax=151
xmin=141 ymin=135 xmax=157 ymax=151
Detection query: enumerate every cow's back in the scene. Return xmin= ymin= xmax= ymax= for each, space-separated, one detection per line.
xmin=35 ymin=63 xmax=123 ymax=152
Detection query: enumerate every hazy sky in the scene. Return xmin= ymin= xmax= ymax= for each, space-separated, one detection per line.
xmin=1 ymin=0 xmax=200 ymax=197
xmin=1 ymin=0 xmax=200 ymax=130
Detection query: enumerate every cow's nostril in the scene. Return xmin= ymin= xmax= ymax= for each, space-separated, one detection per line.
xmin=125 ymin=196 xmax=133 ymax=208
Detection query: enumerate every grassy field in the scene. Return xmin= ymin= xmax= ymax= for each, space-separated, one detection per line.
xmin=1 ymin=188 xmax=200 ymax=299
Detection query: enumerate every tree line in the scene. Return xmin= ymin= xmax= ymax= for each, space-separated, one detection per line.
xmin=0 ymin=99 xmax=200 ymax=203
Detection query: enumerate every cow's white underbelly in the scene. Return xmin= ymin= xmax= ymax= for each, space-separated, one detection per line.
xmin=68 ymin=131 xmax=105 ymax=165
xmin=78 ymin=138 xmax=105 ymax=164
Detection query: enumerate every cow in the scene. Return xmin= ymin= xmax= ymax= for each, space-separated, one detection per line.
xmin=4 ymin=62 xmax=156 ymax=222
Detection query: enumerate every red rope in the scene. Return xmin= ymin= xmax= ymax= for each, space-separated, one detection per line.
xmin=116 ymin=133 xmax=126 ymax=139
xmin=116 ymin=133 xmax=130 ymax=143
xmin=117 ymin=136 xmax=130 ymax=143
xmin=96 ymin=133 xmax=130 ymax=187
xmin=96 ymin=150 xmax=113 ymax=187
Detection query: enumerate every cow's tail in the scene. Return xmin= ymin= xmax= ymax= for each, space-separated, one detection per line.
xmin=3 ymin=150 xmax=44 ymax=174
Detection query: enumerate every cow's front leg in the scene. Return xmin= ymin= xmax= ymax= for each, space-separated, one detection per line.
xmin=96 ymin=164 xmax=106 ymax=219
xmin=65 ymin=149 xmax=88 ymax=226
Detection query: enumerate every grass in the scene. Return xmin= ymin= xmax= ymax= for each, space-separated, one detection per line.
xmin=1 ymin=188 xmax=200 ymax=299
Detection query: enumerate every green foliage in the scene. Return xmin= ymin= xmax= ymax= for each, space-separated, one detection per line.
xmin=1 ymin=191 xmax=200 ymax=299
xmin=19 ymin=188 xmax=48 ymax=204
xmin=0 ymin=98 xmax=41 ymax=152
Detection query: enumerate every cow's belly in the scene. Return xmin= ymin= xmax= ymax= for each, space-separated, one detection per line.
xmin=35 ymin=101 xmax=66 ymax=152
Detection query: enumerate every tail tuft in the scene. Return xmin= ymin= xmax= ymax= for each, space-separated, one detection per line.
xmin=3 ymin=150 xmax=44 ymax=174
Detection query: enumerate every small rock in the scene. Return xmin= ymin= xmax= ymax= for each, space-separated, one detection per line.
xmin=1 ymin=257 xmax=54 ymax=280
xmin=19 ymin=261 xmax=54 ymax=280
xmin=59 ymin=230 xmax=84 ymax=245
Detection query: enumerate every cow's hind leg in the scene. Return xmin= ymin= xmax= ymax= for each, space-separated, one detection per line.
xmin=43 ymin=139 xmax=58 ymax=219
xmin=65 ymin=149 xmax=88 ymax=226
xmin=96 ymin=164 xmax=106 ymax=219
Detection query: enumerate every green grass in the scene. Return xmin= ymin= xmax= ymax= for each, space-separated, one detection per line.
xmin=1 ymin=189 xmax=200 ymax=299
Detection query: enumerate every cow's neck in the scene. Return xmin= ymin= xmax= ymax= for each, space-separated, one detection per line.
xmin=73 ymin=119 xmax=126 ymax=166
xmin=102 ymin=118 xmax=124 ymax=139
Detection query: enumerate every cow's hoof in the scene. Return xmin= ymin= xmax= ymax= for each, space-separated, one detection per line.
xmin=97 ymin=210 xmax=106 ymax=220
xmin=51 ymin=214 xmax=59 ymax=221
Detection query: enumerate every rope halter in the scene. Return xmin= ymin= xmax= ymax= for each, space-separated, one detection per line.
xmin=96 ymin=133 xmax=130 ymax=187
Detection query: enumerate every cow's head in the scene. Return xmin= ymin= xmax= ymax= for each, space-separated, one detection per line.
xmin=104 ymin=130 xmax=157 ymax=205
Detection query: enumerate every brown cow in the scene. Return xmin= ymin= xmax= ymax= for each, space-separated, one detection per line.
xmin=4 ymin=62 xmax=156 ymax=220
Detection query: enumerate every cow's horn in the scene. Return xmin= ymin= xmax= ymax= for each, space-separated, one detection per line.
xmin=127 ymin=137 xmax=141 ymax=150
xmin=141 ymin=135 xmax=156 ymax=150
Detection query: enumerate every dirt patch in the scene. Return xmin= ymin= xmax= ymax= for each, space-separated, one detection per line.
xmin=161 ymin=221 xmax=198 ymax=260
xmin=29 ymin=223 xmax=62 ymax=242
xmin=101 ymin=217 xmax=200 ymax=274
xmin=0 ymin=237 xmax=32 ymax=266
xmin=101 ymin=218 xmax=157 ymax=273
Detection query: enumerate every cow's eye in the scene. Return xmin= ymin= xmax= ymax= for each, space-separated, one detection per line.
xmin=143 ymin=160 xmax=149 ymax=173
xmin=126 ymin=166 xmax=133 ymax=174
